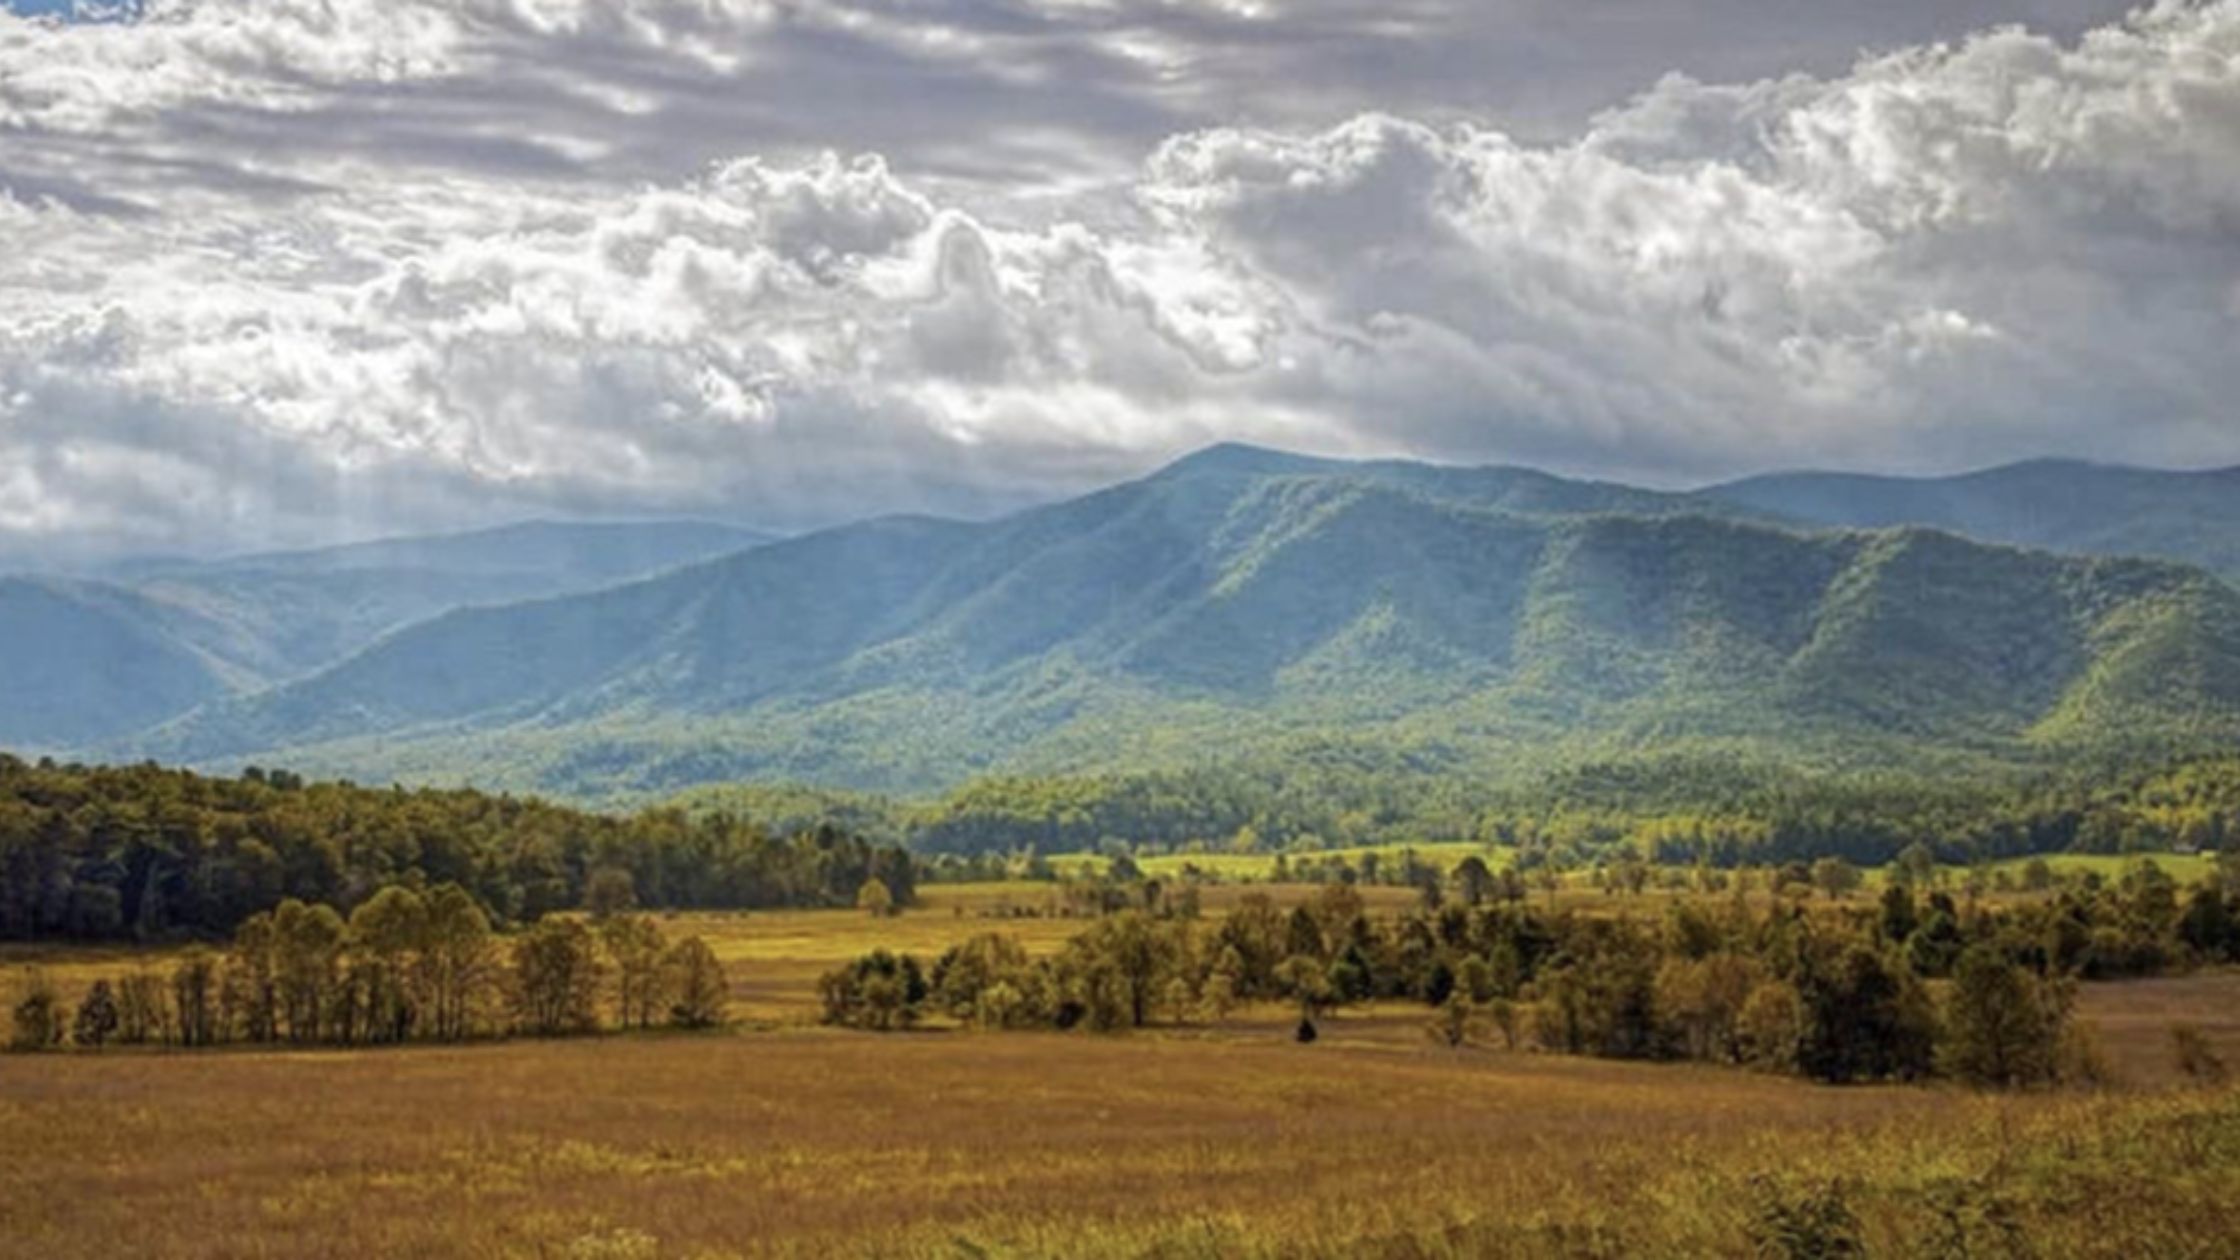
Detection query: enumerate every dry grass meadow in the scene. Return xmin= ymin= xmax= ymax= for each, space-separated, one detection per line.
xmin=6 ymin=880 xmax=2240 ymax=1259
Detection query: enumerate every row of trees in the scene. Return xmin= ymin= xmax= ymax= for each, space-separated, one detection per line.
xmin=0 ymin=756 xmax=916 ymax=942
xmin=8 ymin=886 xmax=729 ymax=1051
xmin=820 ymin=872 xmax=2240 ymax=1087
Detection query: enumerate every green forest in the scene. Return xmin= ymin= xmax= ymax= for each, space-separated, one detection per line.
xmin=0 ymin=755 xmax=914 ymax=942
xmin=717 ymin=749 xmax=2240 ymax=866
xmin=7 ymin=746 xmax=2240 ymax=944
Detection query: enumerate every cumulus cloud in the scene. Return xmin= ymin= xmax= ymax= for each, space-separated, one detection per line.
xmin=0 ymin=0 xmax=2234 ymax=554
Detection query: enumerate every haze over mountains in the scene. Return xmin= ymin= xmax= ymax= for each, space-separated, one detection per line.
xmin=29 ymin=444 xmax=2226 ymax=801
xmin=0 ymin=521 xmax=770 ymax=749
xmin=1709 ymin=461 xmax=2240 ymax=587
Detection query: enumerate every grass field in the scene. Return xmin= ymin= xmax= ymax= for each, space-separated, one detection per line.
xmin=1047 ymin=845 xmax=2220 ymax=893
xmin=1049 ymin=842 xmax=1514 ymax=882
xmin=7 ymin=882 xmax=2240 ymax=1258
xmin=3 ymin=1009 xmax=2237 ymax=1259
xmin=1950 ymin=851 xmax=2219 ymax=885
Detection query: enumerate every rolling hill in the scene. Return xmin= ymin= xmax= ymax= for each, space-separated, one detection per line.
xmin=125 ymin=446 xmax=2240 ymax=798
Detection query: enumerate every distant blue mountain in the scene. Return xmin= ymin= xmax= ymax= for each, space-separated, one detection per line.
xmin=0 ymin=519 xmax=773 ymax=747
xmin=1703 ymin=459 xmax=2240 ymax=583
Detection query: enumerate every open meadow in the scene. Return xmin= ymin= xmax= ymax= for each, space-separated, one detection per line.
xmin=7 ymin=879 xmax=2240 ymax=1259
xmin=3 ymin=1021 xmax=2237 ymax=1260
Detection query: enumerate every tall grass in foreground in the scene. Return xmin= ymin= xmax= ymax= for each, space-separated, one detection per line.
xmin=3 ymin=1024 xmax=2236 ymax=1259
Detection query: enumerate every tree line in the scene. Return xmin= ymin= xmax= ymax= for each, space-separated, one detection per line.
xmin=820 ymin=864 xmax=2240 ymax=1088
xmin=7 ymin=745 xmax=2237 ymax=947
xmin=8 ymin=886 xmax=729 ymax=1052
xmin=743 ymin=749 xmax=2240 ymax=869
xmin=0 ymin=755 xmax=916 ymax=943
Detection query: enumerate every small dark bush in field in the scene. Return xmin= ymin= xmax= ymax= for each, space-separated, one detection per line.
xmin=1915 ymin=1174 xmax=2026 ymax=1260
xmin=1294 ymin=1017 xmax=1317 ymax=1044
xmin=8 ymin=968 xmax=67 ymax=1052
xmin=1747 ymin=1175 xmax=1863 ymax=1259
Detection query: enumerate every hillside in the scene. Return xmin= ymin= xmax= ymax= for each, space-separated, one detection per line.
xmin=1705 ymin=460 xmax=2240 ymax=583
xmin=0 ymin=520 xmax=772 ymax=747
xmin=0 ymin=578 xmax=253 ymax=749
xmin=120 ymin=519 xmax=774 ymax=680
xmin=128 ymin=448 xmax=2240 ymax=798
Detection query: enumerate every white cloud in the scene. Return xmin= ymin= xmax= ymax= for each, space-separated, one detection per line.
xmin=0 ymin=0 xmax=2233 ymax=554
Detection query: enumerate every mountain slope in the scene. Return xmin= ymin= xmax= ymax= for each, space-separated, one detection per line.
xmin=129 ymin=451 xmax=2240 ymax=797
xmin=122 ymin=519 xmax=775 ymax=680
xmin=1703 ymin=459 xmax=2240 ymax=583
xmin=0 ymin=578 xmax=250 ymax=749
xmin=0 ymin=520 xmax=775 ymax=749
xmin=138 ymin=516 xmax=977 ymax=759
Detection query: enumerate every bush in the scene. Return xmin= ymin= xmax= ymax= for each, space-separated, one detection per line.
xmin=8 ymin=968 xmax=67 ymax=1052
xmin=1746 ymin=1176 xmax=1863 ymax=1259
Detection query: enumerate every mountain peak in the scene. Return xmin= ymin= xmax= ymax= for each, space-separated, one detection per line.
xmin=1151 ymin=443 xmax=1346 ymax=481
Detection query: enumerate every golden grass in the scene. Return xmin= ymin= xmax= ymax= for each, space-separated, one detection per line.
xmin=3 ymin=1011 xmax=2236 ymax=1259
xmin=688 ymin=880 xmax=1435 ymax=1020
xmin=4 ymin=883 xmax=2240 ymax=1255
xmin=6 ymin=884 xmax=2240 ymax=1257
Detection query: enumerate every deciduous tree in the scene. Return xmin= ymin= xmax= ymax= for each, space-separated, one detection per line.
xmin=663 ymin=937 xmax=729 ymax=1030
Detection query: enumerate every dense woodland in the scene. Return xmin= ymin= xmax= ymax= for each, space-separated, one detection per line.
xmin=0 ymin=756 xmax=913 ymax=942
xmin=824 ymin=864 xmax=2240 ymax=1087
xmin=8 ymin=749 xmax=2240 ymax=945
xmin=890 ymin=752 xmax=2240 ymax=865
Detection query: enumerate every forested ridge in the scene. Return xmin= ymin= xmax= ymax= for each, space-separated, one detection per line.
xmin=0 ymin=522 xmax=773 ymax=750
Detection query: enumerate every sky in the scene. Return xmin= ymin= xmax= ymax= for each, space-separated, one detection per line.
xmin=1 ymin=0 xmax=2235 ymax=555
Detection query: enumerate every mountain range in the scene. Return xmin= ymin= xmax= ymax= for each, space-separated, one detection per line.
xmin=0 ymin=520 xmax=770 ymax=749
xmin=1708 ymin=460 xmax=2240 ymax=586
xmin=70 ymin=444 xmax=2240 ymax=800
